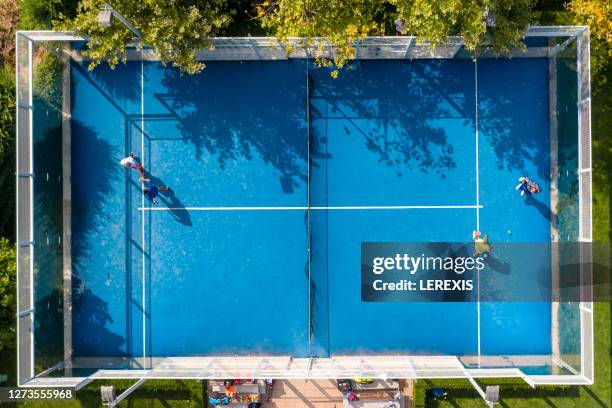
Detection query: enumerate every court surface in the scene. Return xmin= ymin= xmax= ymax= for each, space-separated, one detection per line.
xmin=70 ymin=57 xmax=552 ymax=359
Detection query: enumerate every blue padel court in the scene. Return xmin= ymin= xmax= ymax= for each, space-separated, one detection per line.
xmin=70 ymin=58 xmax=552 ymax=359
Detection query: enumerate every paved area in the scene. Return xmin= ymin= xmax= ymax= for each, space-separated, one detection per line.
xmin=268 ymin=380 xmax=344 ymax=408
xmin=266 ymin=380 xmax=413 ymax=407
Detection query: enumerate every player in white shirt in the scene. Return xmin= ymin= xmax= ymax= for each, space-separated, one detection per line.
xmin=120 ymin=152 xmax=144 ymax=175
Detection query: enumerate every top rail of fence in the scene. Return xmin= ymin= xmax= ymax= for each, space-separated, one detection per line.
xmin=18 ymin=26 xmax=587 ymax=61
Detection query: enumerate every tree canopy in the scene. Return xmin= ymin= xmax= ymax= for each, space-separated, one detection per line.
xmin=257 ymin=0 xmax=534 ymax=75
xmin=392 ymin=0 xmax=533 ymax=55
xmin=567 ymin=0 xmax=612 ymax=86
xmin=257 ymin=0 xmax=388 ymax=77
xmin=60 ymin=0 xmax=233 ymax=74
xmin=60 ymin=0 xmax=536 ymax=75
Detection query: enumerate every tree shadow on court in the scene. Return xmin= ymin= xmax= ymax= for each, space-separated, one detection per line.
xmin=310 ymin=60 xmax=474 ymax=178
xmin=68 ymin=122 xmax=128 ymax=357
xmin=31 ymin=107 xmax=64 ymax=369
xmin=34 ymin=287 xmax=64 ymax=369
xmin=142 ymin=170 xmax=192 ymax=226
xmin=525 ymin=194 xmax=553 ymax=222
xmin=156 ymin=61 xmax=317 ymax=193
xmin=71 ymin=275 xmax=127 ymax=357
xmin=71 ymin=121 xmax=121 ymax=264
xmin=85 ymin=61 xmax=141 ymax=104
xmin=477 ymin=59 xmax=551 ymax=180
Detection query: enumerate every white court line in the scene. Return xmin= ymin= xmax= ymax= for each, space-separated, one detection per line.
xmin=140 ymin=54 xmax=146 ymax=362
xmin=306 ymin=62 xmax=312 ymax=346
xmin=474 ymin=59 xmax=481 ymax=365
xmin=138 ymin=205 xmax=484 ymax=211
xmin=477 ymin=267 xmax=481 ymax=368
xmin=475 ymin=59 xmax=480 ymax=231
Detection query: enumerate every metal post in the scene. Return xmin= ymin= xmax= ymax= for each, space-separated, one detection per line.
xmin=99 ymin=3 xmax=142 ymax=39
xmin=104 ymin=378 xmax=147 ymax=407
xmin=27 ymin=36 xmax=35 ymax=381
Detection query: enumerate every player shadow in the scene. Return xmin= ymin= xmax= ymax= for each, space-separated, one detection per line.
xmin=483 ymin=254 xmax=512 ymax=275
xmin=142 ymin=170 xmax=192 ymax=226
xmin=428 ymin=242 xmax=513 ymax=301
xmin=524 ymin=194 xmax=553 ymax=222
xmin=421 ymin=243 xmax=477 ymax=302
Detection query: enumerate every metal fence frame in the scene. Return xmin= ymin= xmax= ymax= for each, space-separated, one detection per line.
xmin=15 ymin=26 xmax=594 ymax=388
xmin=576 ymin=27 xmax=594 ymax=384
xmin=15 ymin=31 xmax=35 ymax=386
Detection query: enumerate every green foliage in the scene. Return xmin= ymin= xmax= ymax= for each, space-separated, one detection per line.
xmin=413 ymin=378 xmax=576 ymax=407
xmin=0 ymin=65 xmax=14 ymax=159
xmin=223 ymin=0 xmax=267 ymax=36
xmin=560 ymin=0 xmax=612 ymax=242
xmin=80 ymin=379 xmax=205 ymax=393
xmin=417 ymin=377 xmax=572 ymax=390
xmin=60 ymin=0 xmax=233 ymax=74
xmin=0 ymin=237 xmax=16 ymax=352
xmin=0 ymin=65 xmax=15 ymax=240
xmin=391 ymin=0 xmax=534 ymax=55
xmin=258 ymin=0 xmax=534 ymax=76
xmin=591 ymin=78 xmax=612 ymax=242
xmin=0 ymin=0 xmax=19 ymax=63
xmin=566 ymin=0 xmax=611 ymax=88
xmin=19 ymin=0 xmax=78 ymax=29
xmin=257 ymin=0 xmax=387 ymax=77
xmin=19 ymin=380 xmax=205 ymax=407
xmin=413 ymin=380 xmax=426 ymax=407
xmin=33 ymin=51 xmax=63 ymax=111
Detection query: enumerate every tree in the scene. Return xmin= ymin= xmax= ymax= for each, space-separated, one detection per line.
xmin=0 ymin=0 xmax=19 ymax=63
xmin=19 ymin=0 xmax=79 ymax=29
xmin=258 ymin=0 xmax=534 ymax=76
xmin=257 ymin=0 xmax=388 ymax=77
xmin=60 ymin=0 xmax=233 ymax=74
xmin=0 ymin=66 xmax=15 ymax=240
xmin=391 ymin=0 xmax=534 ymax=55
xmin=0 ymin=237 xmax=16 ymax=351
xmin=566 ymin=0 xmax=612 ymax=87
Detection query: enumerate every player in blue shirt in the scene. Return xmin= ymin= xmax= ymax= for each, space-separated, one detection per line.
xmin=141 ymin=178 xmax=170 ymax=205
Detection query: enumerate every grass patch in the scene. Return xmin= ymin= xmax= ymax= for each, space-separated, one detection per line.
xmin=18 ymin=380 xmax=206 ymax=407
